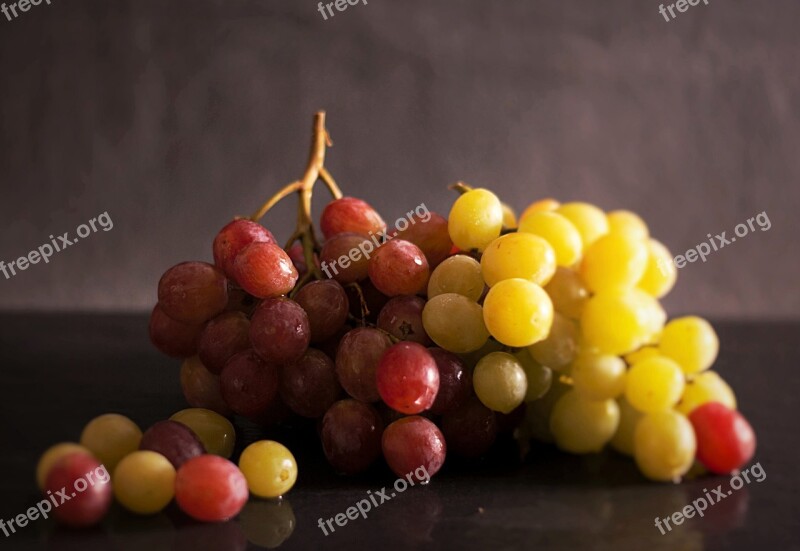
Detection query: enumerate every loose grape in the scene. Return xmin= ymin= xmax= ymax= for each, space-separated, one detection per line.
xmin=473 ymin=351 xmax=527 ymax=414
xmin=279 ymin=348 xmax=341 ymax=418
xmin=481 ymin=233 xmax=556 ymax=287
xmin=518 ymin=211 xmax=583 ymax=267
xmin=689 ymin=403 xmax=756 ymax=475
xmin=213 ymin=219 xmax=276 ymax=279
xmin=637 ymin=239 xmax=677 ymax=298
xmin=571 ymin=352 xmax=627 ymax=400
xmin=606 ymin=210 xmax=649 ymax=240
xmin=676 ymin=371 xmax=737 ymax=415
xmin=514 ymin=349 xmax=553 ymax=401
xmin=45 ymin=452 xmax=112 ymax=527
xmin=149 ymin=304 xmax=203 ymax=358
xmin=197 ymin=311 xmax=251 ymax=375
xmin=158 ymin=261 xmax=228 ymax=324
xmin=543 ymin=267 xmax=590 ymax=320
xmin=658 ymin=316 xmax=719 ymax=375
xmin=393 ymin=211 xmax=453 ymax=268
xmin=175 ymin=455 xmax=248 ymax=522
xmin=483 ymin=279 xmax=553 ymax=347
xmin=580 ymin=233 xmax=649 ymax=292
xmin=521 ymin=198 xmax=560 ymax=219
xmin=250 ymin=298 xmax=310 ymax=365
xmin=170 ymin=408 xmax=236 ymax=458
xmin=448 ymin=188 xmax=504 ymax=251
xmin=610 ymin=395 xmax=643 ymax=456
xmin=113 ymin=451 xmax=176 ymax=515
xmin=382 ymin=416 xmax=446 ymax=479
xmin=377 ymin=295 xmax=433 ymax=345
xmin=549 ymin=390 xmax=619 ymax=453
xmin=427 ymin=255 xmax=485 ymax=301
xmin=335 ymin=327 xmax=393 ymax=402
xmin=320 ymin=196 xmax=386 ymax=239
xmin=220 ymin=349 xmax=279 ymax=419
xmin=320 ymin=233 xmax=373 ymax=284
xmin=295 ymin=279 xmax=349 ymax=343
xmin=422 ymin=293 xmax=489 ymax=353
xmin=555 ymin=202 xmax=609 ymax=248
xmin=238 ymin=499 xmax=296 ymax=549
xmin=233 ymin=242 xmax=298 ymax=299
xmin=239 ymin=440 xmax=298 ymax=498
xmin=368 ymin=239 xmax=430 ymax=297
xmin=634 ymin=411 xmax=696 ymax=482
xmin=528 ymin=312 xmax=578 ymax=370
xmin=140 ymin=420 xmax=205 ymax=468
xmin=80 ymin=413 xmax=142 ymax=473
xmin=580 ymin=289 xmax=653 ymax=355
xmin=377 ymin=342 xmax=439 ymax=414
xmin=321 ymin=399 xmax=383 ymax=474
xmin=625 ymin=357 xmax=685 ymax=413
xmin=441 ymin=396 xmax=497 ymax=458
xmin=36 ymin=442 xmax=92 ymax=490
xmin=429 ymin=348 xmax=472 ymax=415
xmin=180 ymin=356 xmax=232 ymax=416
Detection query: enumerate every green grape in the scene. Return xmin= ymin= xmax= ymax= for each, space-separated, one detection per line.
xmin=571 ymin=352 xmax=627 ymax=400
xmin=528 ymin=312 xmax=578 ymax=370
xmin=524 ymin=379 xmax=570 ymax=443
xmin=543 ymin=267 xmax=590 ymax=319
xmin=625 ymin=357 xmax=685 ymax=412
xmin=514 ymin=349 xmax=553 ymax=401
xmin=480 ymin=233 xmax=556 ymax=287
xmin=427 ymin=255 xmax=484 ymax=301
xmin=448 ymin=188 xmax=504 ymax=251
xmin=579 ymin=233 xmax=649 ymax=292
xmin=555 ymin=202 xmax=609 ymax=248
xmin=634 ymin=410 xmax=696 ymax=482
xmin=623 ymin=346 xmax=660 ymax=366
xmin=422 ymin=293 xmax=489 ymax=353
xmin=658 ymin=316 xmax=719 ymax=374
xmin=549 ymin=390 xmax=619 ymax=453
xmin=80 ymin=413 xmax=143 ymax=473
xmin=483 ymin=278 xmax=554 ymax=347
xmin=610 ymin=395 xmax=643 ymax=456
xmin=518 ymin=211 xmax=583 ymax=267
xmin=676 ymin=371 xmax=736 ymax=415
xmin=606 ymin=210 xmax=649 ymax=240
xmin=473 ymin=352 xmax=528 ymax=413
xmin=580 ymin=289 xmax=653 ymax=355
xmin=638 ymin=239 xmax=677 ymax=298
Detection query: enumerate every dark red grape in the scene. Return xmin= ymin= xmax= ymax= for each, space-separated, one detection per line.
xmin=382 ymin=416 xmax=446 ymax=479
xmin=180 ymin=356 xmax=232 ymax=416
xmin=295 ymin=280 xmax=349 ymax=343
xmin=280 ymin=348 xmax=342 ymax=418
xmin=197 ymin=312 xmax=251 ymax=374
xmin=250 ymin=298 xmax=310 ymax=364
xmin=158 ymin=261 xmax=228 ymax=324
xmin=320 ymin=197 xmax=386 ymax=239
xmin=368 ymin=239 xmax=429 ymax=297
xmin=320 ymin=233 xmax=373 ymax=284
xmin=317 ymin=324 xmax=352 ymax=361
xmin=335 ymin=327 xmax=393 ymax=402
xmin=139 ymin=420 xmax=205 ymax=468
xmin=428 ymin=348 xmax=472 ymax=415
xmin=321 ymin=399 xmax=383 ymax=475
xmin=232 ymin=242 xmax=298 ymax=299
xmin=213 ymin=219 xmax=276 ymax=279
xmin=441 ymin=396 xmax=497 ymax=458
xmin=220 ymin=349 xmax=279 ymax=419
xmin=377 ymin=342 xmax=439 ymax=414
xmin=377 ymin=295 xmax=432 ymax=345
xmin=394 ymin=211 xmax=453 ymax=268
xmin=45 ymin=452 xmax=112 ymax=527
xmin=149 ymin=304 xmax=202 ymax=358
xmin=689 ymin=402 xmax=756 ymax=474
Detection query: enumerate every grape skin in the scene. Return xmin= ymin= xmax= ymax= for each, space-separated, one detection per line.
xmin=220 ymin=349 xmax=279 ymax=419
xmin=422 ymin=293 xmax=489 ymax=353
xmin=376 ymin=342 xmax=440 ymax=414
xmin=197 ymin=311 xmax=251 ymax=375
xmin=634 ymin=410 xmax=696 ymax=482
xmin=320 ymin=196 xmax=386 ymax=239
xmin=368 ymin=239 xmax=430 ymax=297
xmin=549 ymin=390 xmax=619 ymax=454
xmin=149 ymin=304 xmax=203 ymax=358
xmin=279 ymin=348 xmax=341 ymax=418
xmin=473 ymin=352 xmax=528 ymax=414
xmin=335 ymin=327 xmax=393 ymax=402
xmin=441 ymin=396 xmax=497 ymax=458
xmin=180 ymin=356 xmax=232 ymax=416
xmin=250 ymin=298 xmax=310 ymax=365
xmin=232 ymin=242 xmax=298 ymax=299
xmin=295 ymin=279 xmax=349 ymax=343
xmin=213 ymin=219 xmax=276 ymax=279
xmin=158 ymin=261 xmax=229 ymax=324
xmin=382 ymin=416 xmax=446 ymax=479
xmin=321 ymin=399 xmax=384 ymax=475
xmin=394 ymin=212 xmax=453 ymax=268
xmin=429 ymin=348 xmax=472 ymax=415
xmin=427 ymin=255 xmax=484 ymax=302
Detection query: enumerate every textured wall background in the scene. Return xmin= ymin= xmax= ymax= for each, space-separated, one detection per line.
xmin=0 ymin=0 xmax=797 ymax=317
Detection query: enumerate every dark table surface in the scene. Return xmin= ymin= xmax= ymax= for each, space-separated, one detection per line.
xmin=0 ymin=314 xmax=798 ymax=551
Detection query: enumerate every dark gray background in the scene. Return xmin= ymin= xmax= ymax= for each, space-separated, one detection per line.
xmin=0 ymin=0 xmax=797 ymax=317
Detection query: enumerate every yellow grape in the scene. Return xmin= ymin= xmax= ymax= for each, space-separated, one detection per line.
xmin=658 ymin=316 xmax=719 ymax=374
xmin=571 ymin=352 xmax=627 ymax=400
xmin=580 ymin=289 xmax=653 ymax=355
xmin=427 ymin=254 xmax=484 ymax=301
xmin=239 ymin=440 xmax=298 ymax=498
xmin=113 ymin=451 xmax=176 ymax=515
xmin=634 ymin=411 xmax=696 ymax=482
xmin=170 ymin=408 xmax=236 ymax=458
xmin=528 ymin=312 xmax=578 ymax=370
xmin=80 ymin=413 xmax=143 ymax=473
xmin=632 ymin=288 xmax=667 ymax=344
xmin=625 ymin=357 xmax=685 ymax=412
xmin=676 ymin=371 xmax=736 ymax=415
xmin=514 ymin=349 xmax=553 ymax=402
xmin=638 ymin=239 xmax=677 ymax=298
xmin=483 ymin=279 xmax=554 ymax=347
xmin=549 ymin=390 xmax=619 ymax=453
xmin=610 ymin=395 xmax=643 ymax=456
xmin=448 ymin=188 xmax=503 ymax=251
xmin=422 ymin=293 xmax=489 ymax=353
xmin=521 ymin=198 xmax=560 ymax=219
xmin=580 ymin=233 xmax=649 ymax=292
xmin=606 ymin=210 xmax=649 ymax=240
xmin=480 ymin=233 xmax=556 ymax=287
xmin=36 ymin=443 xmax=92 ymax=490
xmin=501 ymin=203 xmax=518 ymax=229
xmin=544 ymin=267 xmax=590 ymax=320
xmin=518 ymin=211 xmax=583 ymax=269
xmin=473 ymin=352 xmax=528 ymax=413
xmin=624 ymin=346 xmax=660 ymax=366
xmin=555 ymin=202 xmax=609 ymax=248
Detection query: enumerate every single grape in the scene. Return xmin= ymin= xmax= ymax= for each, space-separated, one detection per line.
xmin=676 ymin=371 xmax=737 ymax=415
xmin=220 ymin=349 xmax=279 ymax=419
xmin=441 ymin=396 xmax=497 ymax=458
xmin=422 ymin=293 xmax=489 ymax=353
xmin=610 ymin=395 xmax=643 ymax=456
xmin=335 ymin=327 xmax=393 ymax=402
xmin=376 ymin=342 xmax=440 ymax=414
xmin=634 ymin=410 xmax=696 ymax=482
xmin=580 ymin=289 xmax=653 ymax=355
xmin=158 ymin=261 xmax=228 ymax=324
xmin=175 ymin=455 xmax=248 ymax=522
xmin=295 ymin=279 xmax=349 ymax=343
xmin=139 ymin=420 xmax=205 ymax=469
xmin=170 ymin=408 xmax=236 ymax=458
xmin=113 ymin=451 xmax=176 ymax=515
xmin=473 ymin=352 xmax=527 ymax=414
xmin=448 ymin=188 xmax=504 ymax=251
xmin=368 ymin=239 xmax=430 ymax=296
xmin=232 ymin=242 xmax=298 ymax=299
xmin=543 ymin=267 xmax=590 ymax=320
xmin=321 ymin=399 xmax=384 ymax=475
xmin=320 ymin=232 xmax=373 ymax=284
xmin=606 ymin=210 xmax=649 ymax=240
xmin=521 ymin=198 xmax=560 ymax=219
xmin=197 ymin=311 xmax=251 ymax=375
xmin=238 ymin=498 xmax=296 ymax=549
xmin=549 ymin=390 xmax=619 ymax=453
xmin=528 ymin=312 xmax=578 ymax=370
xmin=377 ymin=295 xmax=432 ymax=345
xmin=250 ymin=298 xmax=310 ymax=365
xmin=518 ymin=211 xmax=583 ymax=267
xmin=180 ymin=356 xmax=232 ymax=416
xmin=79 ymin=413 xmax=142 ymax=474
xmin=555 ymin=202 xmax=609 ymax=248
xmin=382 ymin=416 xmax=446 ymax=479
xmin=393 ymin=211 xmax=453 ymax=268
xmin=689 ymin=402 xmax=756 ymax=475
xmin=625 ymin=357 xmax=685 ymax=413
xmin=658 ymin=316 xmax=719 ymax=375
xmin=514 ymin=349 xmax=553 ymax=402
xmin=426 ymin=254 xmax=484 ymax=301
xmin=36 ymin=442 xmax=92 ymax=490
xmin=580 ymin=233 xmax=649 ymax=292
xmin=238 ymin=440 xmax=298 ymax=498
xmin=320 ymin=196 xmax=386 ymax=239
xmin=213 ymin=219 xmax=276 ymax=279
xmin=279 ymin=348 xmax=341 ymax=418
xmin=429 ymin=348 xmax=472 ymax=415
xmin=483 ymin=279 xmax=554 ymax=347
xmin=45 ymin=452 xmax=112 ymax=527
xmin=638 ymin=238 xmax=677 ymax=298
xmin=149 ymin=304 xmax=203 ymax=358
xmin=571 ymin=352 xmax=627 ymax=400
xmin=481 ymin=233 xmax=556 ymax=287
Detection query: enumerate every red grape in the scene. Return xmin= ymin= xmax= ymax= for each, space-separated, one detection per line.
xmin=250 ymin=298 xmax=310 ymax=364
xmin=175 ymin=455 xmax=249 ymax=522
xmin=149 ymin=304 xmax=202 ymax=358
xmin=320 ymin=233 xmax=373 ymax=284
xmin=320 ymin=196 xmax=386 ymax=239
xmin=279 ymin=348 xmax=342 ymax=418
xmin=220 ymin=349 xmax=279 ymax=419
xmin=44 ymin=452 xmax=112 ymax=527
xmin=232 ymin=242 xmax=298 ymax=299
xmin=428 ymin=348 xmax=472 ymax=415
xmin=335 ymin=327 xmax=393 ymax=402
xmin=377 ymin=295 xmax=432 ymax=345
xmin=321 ymin=399 xmax=384 ymax=475
xmin=689 ymin=402 xmax=756 ymax=474
xmin=197 ymin=312 xmax=251 ymax=375
xmin=368 ymin=239 xmax=429 ymax=297
xmin=382 ymin=416 xmax=446 ymax=479
xmin=213 ymin=219 xmax=276 ymax=279
xmin=441 ymin=396 xmax=497 ymax=458
xmin=394 ymin=212 xmax=453 ymax=268
xmin=158 ymin=261 xmax=228 ymax=324
xmin=376 ymin=342 xmax=439 ymax=414
xmin=140 ymin=420 xmax=205 ymax=468
xmin=295 ymin=279 xmax=349 ymax=343
xmin=180 ymin=356 xmax=232 ymax=416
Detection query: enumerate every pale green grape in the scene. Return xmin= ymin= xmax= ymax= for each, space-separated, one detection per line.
xmin=610 ymin=395 xmax=643 ymax=456
xmin=549 ymin=390 xmax=619 ymax=453
xmin=528 ymin=312 xmax=578 ymax=370
xmin=422 ymin=293 xmax=489 ymax=353
xmin=473 ymin=352 xmax=528 ymax=414
xmin=571 ymin=352 xmax=627 ymax=400
xmin=427 ymin=254 xmax=484 ymax=301
xmin=544 ymin=267 xmax=590 ymax=320
xmin=634 ymin=410 xmax=696 ymax=482
xmin=514 ymin=349 xmax=553 ymax=402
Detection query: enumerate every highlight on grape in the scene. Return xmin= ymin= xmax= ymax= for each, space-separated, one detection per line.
xmin=654 ymin=461 xmax=766 ymax=535
xmin=316 ymin=464 xmax=430 ymax=536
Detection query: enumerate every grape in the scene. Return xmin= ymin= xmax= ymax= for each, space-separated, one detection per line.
xmin=393 ymin=211 xmax=453 ymax=268
xmin=528 ymin=312 xmax=578 ymax=370
xmin=521 ymin=198 xmax=560 ymax=219
xmin=113 ymin=451 xmax=176 ymax=515
xmin=543 ymin=267 xmax=590 ymax=320
xmin=335 ymin=327 xmax=393 ymax=402
xmin=79 ymin=413 xmax=142 ymax=473
xmin=250 ymin=298 xmax=310 ymax=365
xmin=429 ymin=348 xmax=472 ymax=415
xmin=320 ymin=232 xmax=373 ymax=284
xmin=149 ymin=304 xmax=203 ymax=358
xmin=676 ymin=371 xmax=736 ymax=416
xmin=376 ymin=342 xmax=440 ymax=414
xmin=624 ymin=346 xmax=660 ymax=366
xmin=170 ymin=408 xmax=236 ymax=458
xmin=579 ymin=233 xmax=649 ymax=292
xmin=36 ymin=442 xmax=91 ymax=490
xmin=634 ymin=410 xmax=696 ymax=482
xmin=483 ymin=279 xmax=554 ymax=347
xmin=658 ymin=316 xmax=719 ymax=375
xmin=610 ymin=395 xmax=644 ymax=456
xmin=427 ymin=254 xmax=484 ymax=301
xmin=518 ymin=211 xmax=583 ymax=267
xmin=295 ymin=279 xmax=349 ymax=343
xmin=238 ymin=440 xmax=298 ymax=498
xmin=320 ymin=196 xmax=386 ymax=239
xmin=175 ymin=455 xmax=248 ymax=522
xmin=239 ymin=499 xmax=296 ymax=549
xmin=448 ymin=188 xmax=503 ymax=251
xmin=368 ymin=239 xmax=430 ymax=296
xmin=501 ymin=203 xmax=517 ymax=229
xmin=422 ymin=293 xmax=489 ymax=353
xmin=232 ymin=242 xmax=298 ymax=299
xmin=689 ymin=403 xmax=756 ymax=475
xmin=625 ymin=357 xmax=685 ymax=413
xmin=441 ymin=396 xmax=497 ymax=458
xmin=220 ymin=350 xmax=279 ymax=418
xmin=139 ymin=420 xmax=205 ymax=468
xmin=555 ymin=202 xmax=609 ymax=248
xmin=377 ymin=295 xmax=432 ymax=345
xmin=580 ymin=289 xmax=653 ymax=355
xmin=321 ymin=399 xmax=383 ymax=474
xmin=606 ymin=210 xmax=649 ymax=240
xmin=45 ymin=452 xmax=112 ymax=527
xmin=571 ymin=352 xmax=627 ymax=400
xmin=197 ymin=312 xmax=251 ymax=375
xmin=158 ymin=261 xmax=228 ymax=324
xmin=473 ymin=352 xmax=527 ymax=414
xmin=514 ymin=349 xmax=553 ymax=402
xmin=213 ymin=219 xmax=276 ymax=279
xmin=279 ymin=348 xmax=341 ymax=418
xmin=549 ymin=390 xmax=619 ymax=453
xmin=180 ymin=356 xmax=232 ymax=416
xmin=382 ymin=416 xmax=446 ymax=478
xmin=481 ymin=233 xmax=556 ymax=288
xmin=638 ymin=238 xmax=677 ymax=298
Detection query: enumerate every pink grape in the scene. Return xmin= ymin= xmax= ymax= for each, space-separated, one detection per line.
xmin=320 ymin=233 xmax=373 ymax=284
xmin=175 ymin=455 xmax=248 ymax=522
xmin=320 ymin=196 xmax=386 ymax=239
xmin=44 ymin=452 xmax=112 ymax=527
xmin=428 ymin=348 xmax=472 ymax=415
xmin=376 ymin=342 xmax=439 ymax=414
xmin=394 ymin=212 xmax=453 ymax=268
xmin=368 ymin=239 xmax=430 ymax=297
xmin=139 ymin=420 xmax=205 ymax=468
xmin=335 ymin=327 xmax=393 ymax=402
xmin=377 ymin=295 xmax=432 ymax=345
xmin=213 ymin=219 xmax=276 ymax=279
xmin=158 ymin=261 xmax=228 ymax=324
xmin=295 ymin=279 xmax=349 ymax=343
xmin=232 ymin=242 xmax=298 ymax=298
